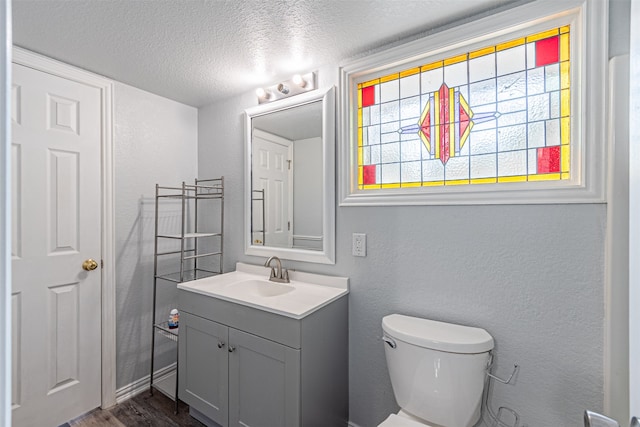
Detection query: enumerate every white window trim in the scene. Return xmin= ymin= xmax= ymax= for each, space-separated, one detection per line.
xmin=338 ymin=0 xmax=608 ymax=206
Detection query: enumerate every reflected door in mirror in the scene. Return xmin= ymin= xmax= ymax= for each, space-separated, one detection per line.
xmin=252 ymin=130 xmax=293 ymax=248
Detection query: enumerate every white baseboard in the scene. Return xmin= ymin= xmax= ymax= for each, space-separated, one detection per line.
xmin=115 ymin=363 xmax=177 ymax=404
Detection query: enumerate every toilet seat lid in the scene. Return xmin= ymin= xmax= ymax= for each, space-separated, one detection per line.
xmin=378 ymin=414 xmax=431 ymax=427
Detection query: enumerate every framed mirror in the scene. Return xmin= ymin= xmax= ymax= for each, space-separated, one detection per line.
xmin=244 ymin=86 xmax=335 ymax=264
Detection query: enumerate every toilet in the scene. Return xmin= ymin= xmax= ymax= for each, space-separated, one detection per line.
xmin=379 ymin=314 xmax=494 ymax=427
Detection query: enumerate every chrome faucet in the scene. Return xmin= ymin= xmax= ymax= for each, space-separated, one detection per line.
xmin=264 ymin=256 xmax=289 ymax=283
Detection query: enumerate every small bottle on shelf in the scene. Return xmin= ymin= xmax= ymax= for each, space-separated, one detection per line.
xmin=168 ymin=308 xmax=179 ymax=329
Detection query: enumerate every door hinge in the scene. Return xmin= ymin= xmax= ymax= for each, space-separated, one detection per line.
xmin=288 ymin=221 xmax=290 ymax=231
xmin=287 ymin=160 xmax=291 ymax=170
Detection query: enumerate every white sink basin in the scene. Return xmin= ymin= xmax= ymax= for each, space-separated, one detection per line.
xmin=177 ymin=262 xmax=349 ymax=319
xmin=228 ymin=279 xmax=294 ymax=298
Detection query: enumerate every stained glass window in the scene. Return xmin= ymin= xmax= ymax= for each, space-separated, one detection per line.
xmin=356 ymin=27 xmax=571 ymax=189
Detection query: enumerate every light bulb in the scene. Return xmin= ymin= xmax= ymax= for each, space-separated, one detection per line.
xmin=292 ymin=74 xmax=306 ymax=87
xmin=255 ymin=87 xmax=267 ymax=98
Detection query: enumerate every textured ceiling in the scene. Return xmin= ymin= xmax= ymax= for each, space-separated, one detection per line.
xmin=13 ymin=0 xmax=519 ymax=107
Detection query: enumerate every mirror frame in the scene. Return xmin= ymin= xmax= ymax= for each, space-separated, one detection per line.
xmin=244 ymin=86 xmax=336 ymax=264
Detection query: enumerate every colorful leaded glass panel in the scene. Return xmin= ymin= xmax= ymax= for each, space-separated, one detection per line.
xmin=356 ymin=26 xmax=571 ymax=189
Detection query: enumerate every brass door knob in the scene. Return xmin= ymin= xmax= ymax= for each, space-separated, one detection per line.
xmin=82 ymin=259 xmax=98 ymax=271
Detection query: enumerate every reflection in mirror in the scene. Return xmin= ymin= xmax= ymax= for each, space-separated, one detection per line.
xmin=251 ymin=101 xmax=323 ymax=250
xmin=244 ymin=87 xmax=335 ymax=264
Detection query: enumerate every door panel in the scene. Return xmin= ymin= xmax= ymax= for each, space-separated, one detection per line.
xmin=228 ymin=328 xmax=300 ymax=427
xmin=179 ymin=312 xmax=229 ymax=426
xmin=252 ymin=134 xmax=292 ymax=248
xmin=11 ymin=63 xmax=102 ymax=427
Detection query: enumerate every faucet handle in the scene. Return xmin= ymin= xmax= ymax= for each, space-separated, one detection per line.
xmin=282 ymin=269 xmax=289 ymax=282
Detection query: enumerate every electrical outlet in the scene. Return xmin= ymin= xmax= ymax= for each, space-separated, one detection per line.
xmin=352 ymin=233 xmax=366 ymax=257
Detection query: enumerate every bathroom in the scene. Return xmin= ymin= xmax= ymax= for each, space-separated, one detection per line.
xmin=3 ymin=0 xmax=638 ymax=426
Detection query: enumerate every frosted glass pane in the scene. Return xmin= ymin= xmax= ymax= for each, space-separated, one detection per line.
xmin=362 ymin=107 xmax=370 ymax=126
xmin=498 ymin=111 xmax=527 ymax=127
xmin=380 ymin=101 xmax=400 ymax=124
xmin=497 ymin=71 xmax=526 ymax=101
xmin=380 ymin=80 xmax=399 ymax=103
xmin=497 ymin=150 xmax=527 ymax=176
xmin=421 ymin=68 xmax=444 ymax=94
xmin=528 ymin=93 xmax=550 ymax=121
xmin=422 ymin=159 xmax=444 ymax=181
xmin=370 ymin=145 xmax=381 ymax=164
xmin=381 ymin=142 xmax=400 ymax=163
xmin=370 ymin=105 xmax=381 ymax=125
xmin=400 ymin=74 xmax=420 ymax=98
xmin=545 ymin=64 xmax=560 ymax=91
xmin=470 ymin=153 xmax=497 ymax=178
xmin=401 ymin=139 xmax=422 ymax=162
xmin=527 ymin=67 xmax=545 ymax=95
xmin=362 ymin=146 xmax=371 ymax=164
xmin=545 ymin=119 xmax=560 ymax=147
xmin=527 ymin=121 xmax=545 ymax=148
xmin=400 ymin=96 xmax=421 ymax=120
xmin=367 ymin=126 xmax=380 ymax=145
xmin=381 ymin=162 xmax=400 ymax=184
xmin=526 ymin=42 xmax=536 ymax=69
xmin=445 ymin=156 xmax=469 ymax=180
xmin=381 ymin=132 xmax=398 ymax=144
xmin=469 ymin=53 xmax=496 ymax=83
xmin=498 ymin=124 xmax=526 ymax=151
xmin=381 ymin=122 xmax=398 ymax=134
xmin=444 ymin=62 xmax=468 ymax=87
xmin=497 ymin=45 xmax=526 ymax=76
xmin=469 ymin=79 xmax=497 ymax=106
xmin=470 ymin=129 xmax=497 ymax=155
xmin=528 ymin=148 xmax=538 ymax=174
xmin=498 ymin=98 xmax=526 ymax=114
xmin=549 ymin=91 xmax=560 ymax=119
xmin=401 ymin=161 xmax=422 ymax=182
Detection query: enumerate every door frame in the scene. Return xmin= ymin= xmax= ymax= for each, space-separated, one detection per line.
xmin=11 ymin=47 xmax=116 ymax=409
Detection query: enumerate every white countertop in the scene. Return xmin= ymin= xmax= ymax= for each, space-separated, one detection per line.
xmin=177 ymin=262 xmax=349 ymax=319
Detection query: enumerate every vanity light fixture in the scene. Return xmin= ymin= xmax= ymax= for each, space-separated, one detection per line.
xmin=256 ymin=71 xmax=316 ymax=104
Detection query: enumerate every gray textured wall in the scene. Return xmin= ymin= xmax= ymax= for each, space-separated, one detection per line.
xmin=198 ymin=81 xmax=607 ymax=427
xmin=114 ymin=82 xmax=198 ymax=389
xmin=195 ymin=1 xmax=636 ymax=423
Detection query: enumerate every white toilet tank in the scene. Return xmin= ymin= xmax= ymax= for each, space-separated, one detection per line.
xmin=382 ymin=314 xmax=494 ymax=427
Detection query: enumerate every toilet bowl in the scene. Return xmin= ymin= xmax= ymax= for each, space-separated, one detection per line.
xmin=378 ymin=314 xmax=494 ymax=427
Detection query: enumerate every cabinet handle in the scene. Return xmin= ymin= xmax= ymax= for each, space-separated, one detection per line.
xmin=228 ymin=345 xmax=235 ymax=353
xmin=217 ymin=341 xmax=225 ymax=349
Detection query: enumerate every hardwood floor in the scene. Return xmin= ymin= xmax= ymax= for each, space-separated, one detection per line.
xmin=61 ymin=392 xmax=206 ymax=427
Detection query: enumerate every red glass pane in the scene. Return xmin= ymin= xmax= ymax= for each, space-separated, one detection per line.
xmin=363 ymin=165 xmax=376 ymax=185
xmin=362 ymin=85 xmax=375 ymax=108
xmin=537 ymin=146 xmax=561 ymax=174
xmin=536 ymin=36 xmax=559 ymax=67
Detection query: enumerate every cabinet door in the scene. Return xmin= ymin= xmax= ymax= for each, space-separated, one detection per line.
xmin=228 ymin=328 xmax=301 ymax=427
xmin=179 ymin=312 xmax=229 ymax=426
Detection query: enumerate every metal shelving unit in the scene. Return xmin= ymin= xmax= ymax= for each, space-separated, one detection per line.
xmin=149 ymin=177 xmax=224 ymax=413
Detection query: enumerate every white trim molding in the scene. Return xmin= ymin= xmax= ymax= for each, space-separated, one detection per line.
xmin=338 ymin=0 xmax=608 ymax=206
xmin=115 ymin=363 xmax=177 ymax=404
xmin=0 ymin=1 xmax=12 ymax=425
xmin=12 ymin=47 xmax=117 ymax=409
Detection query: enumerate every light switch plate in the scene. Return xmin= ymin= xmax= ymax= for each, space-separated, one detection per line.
xmin=352 ymin=233 xmax=366 ymax=257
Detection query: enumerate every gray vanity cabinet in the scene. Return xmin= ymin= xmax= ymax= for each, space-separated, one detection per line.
xmin=178 ymin=289 xmax=347 ymax=427
xmin=179 ymin=312 xmax=229 ymax=425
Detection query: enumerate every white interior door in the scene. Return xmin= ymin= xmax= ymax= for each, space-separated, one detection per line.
xmin=11 ymin=63 xmax=102 ymax=426
xmin=252 ymin=130 xmax=293 ymax=248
